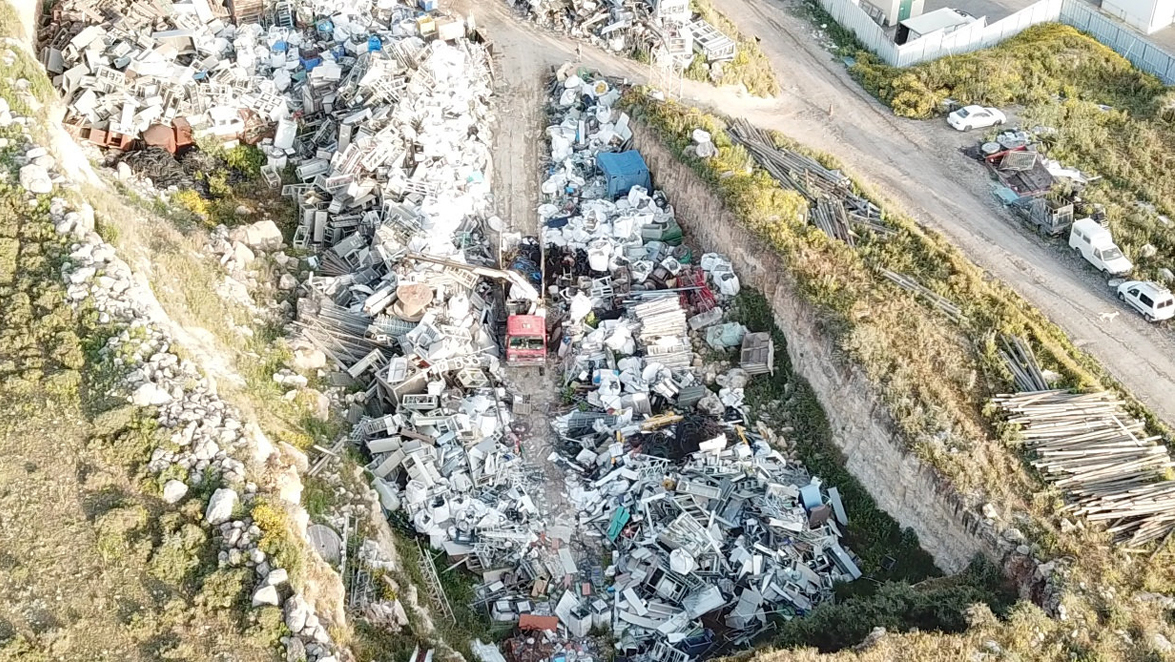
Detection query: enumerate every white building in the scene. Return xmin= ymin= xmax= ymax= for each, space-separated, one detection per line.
xmin=1101 ymin=0 xmax=1175 ymax=34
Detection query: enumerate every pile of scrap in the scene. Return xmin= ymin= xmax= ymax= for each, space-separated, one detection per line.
xmin=728 ymin=118 xmax=888 ymax=244
xmin=538 ymin=67 xmax=858 ymax=657
xmin=37 ymin=0 xmax=466 ymax=153
xmin=505 ymin=0 xmax=733 ymax=65
xmin=981 ymin=145 xmax=1054 ymax=199
xmin=993 ymin=390 xmax=1175 ymax=546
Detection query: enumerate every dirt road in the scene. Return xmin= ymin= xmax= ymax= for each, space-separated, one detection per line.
xmin=472 ymin=0 xmax=1175 ymax=426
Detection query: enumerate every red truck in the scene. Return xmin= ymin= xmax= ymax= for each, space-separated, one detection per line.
xmin=505 ymin=314 xmax=546 ymax=366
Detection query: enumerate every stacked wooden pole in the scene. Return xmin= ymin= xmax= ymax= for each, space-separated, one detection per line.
xmin=999 ymin=334 xmax=1049 ymax=392
xmin=727 ymin=118 xmax=888 ymax=244
xmin=879 ymin=269 xmax=964 ymax=322
xmin=993 ymin=389 xmax=1175 ymax=545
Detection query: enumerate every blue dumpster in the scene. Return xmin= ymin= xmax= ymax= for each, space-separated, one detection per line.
xmin=596 ymin=150 xmax=651 ymax=200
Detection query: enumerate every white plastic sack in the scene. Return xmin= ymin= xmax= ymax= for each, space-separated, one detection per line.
xmin=670 ymin=548 xmax=696 ymax=574
xmin=569 ymin=292 xmax=593 ymax=323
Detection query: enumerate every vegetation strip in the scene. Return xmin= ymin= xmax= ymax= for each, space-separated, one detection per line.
xmin=621 ymin=89 xmax=1175 ymax=659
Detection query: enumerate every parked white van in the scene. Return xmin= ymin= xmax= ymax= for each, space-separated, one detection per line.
xmin=1069 ymin=218 xmax=1132 ymax=276
xmin=1117 ymin=280 xmax=1175 ymax=322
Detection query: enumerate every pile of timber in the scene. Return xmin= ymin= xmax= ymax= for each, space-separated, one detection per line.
xmin=727 ymin=118 xmax=892 ymax=242
xmin=1000 ymin=334 xmax=1049 ymax=392
xmin=993 ymin=390 xmax=1175 ymax=546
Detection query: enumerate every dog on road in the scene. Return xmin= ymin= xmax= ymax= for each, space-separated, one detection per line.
xmin=1098 ymin=311 xmax=1120 ymax=322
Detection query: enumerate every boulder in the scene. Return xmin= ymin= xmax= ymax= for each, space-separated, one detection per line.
xmin=284 ymin=596 xmax=311 ymax=633
xmin=232 ymin=241 xmax=256 ymax=265
xmin=292 ymin=348 xmax=327 ymax=371
xmin=76 ymin=203 xmax=96 ymax=234
xmin=19 ymin=163 xmax=52 ymax=194
xmin=205 ymin=487 xmax=239 ymax=525
xmin=162 ymin=479 xmax=189 ymax=504
xmin=252 ymin=584 xmax=281 ymax=607
xmin=231 ymin=220 xmax=284 ymax=251
xmin=306 ymin=389 xmax=330 ymax=422
xmin=285 ymin=638 xmax=306 ymax=662
xmin=279 ymin=273 xmax=298 ymax=290
xmin=132 ymin=382 xmax=173 ymax=407
xmin=266 ymin=567 xmax=290 ymax=586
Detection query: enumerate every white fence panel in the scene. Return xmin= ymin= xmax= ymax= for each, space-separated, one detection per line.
xmin=1059 ymin=0 xmax=1175 ymax=83
xmin=820 ymin=0 xmax=1175 ymax=83
xmin=817 ymin=0 xmax=898 ymax=61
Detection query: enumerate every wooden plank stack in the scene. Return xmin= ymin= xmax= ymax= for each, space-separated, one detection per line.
xmin=992 ymin=389 xmax=1175 ymax=546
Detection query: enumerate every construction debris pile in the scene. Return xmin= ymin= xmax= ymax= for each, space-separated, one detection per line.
xmin=506 ymin=0 xmax=734 ymax=68
xmin=994 ymin=389 xmax=1175 ymax=546
xmin=37 ymin=0 xmax=469 ymax=155
xmin=496 ymin=67 xmax=862 ymax=659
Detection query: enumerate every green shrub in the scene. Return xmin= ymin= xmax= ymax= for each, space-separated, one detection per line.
xmin=94 ymin=504 xmax=151 ymax=561
xmin=196 ymin=568 xmax=251 ymax=610
xmin=245 ymin=606 xmax=289 ymax=650
xmin=149 ymin=524 xmax=209 ymax=586
xmin=252 ymin=500 xmax=304 ymax=585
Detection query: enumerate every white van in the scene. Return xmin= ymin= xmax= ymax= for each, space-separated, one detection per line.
xmin=1117 ymin=281 xmax=1175 ymax=322
xmin=1069 ymin=218 xmax=1132 ymax=276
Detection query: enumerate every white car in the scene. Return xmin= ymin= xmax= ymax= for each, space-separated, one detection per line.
xmin=947 ymin=105 xmax=1006 ymax=131
xmin=1117 ymin=281 xmax=1175 ymax=322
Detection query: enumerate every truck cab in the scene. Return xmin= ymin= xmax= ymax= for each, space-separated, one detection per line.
xmin=1069 ymin=218 xmax=1132 ymax=276
xmin=505 ymin=315 xmax=546 ymax=366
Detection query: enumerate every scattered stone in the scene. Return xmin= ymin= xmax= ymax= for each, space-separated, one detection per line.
xmin=285 ymin=637 xmax=306 ymax=662
xmin=1001 ymin=527 xmax=1027 ymax=545
xmin=252 ymin=584 xmax=281 ymax=607
xmin=266 ymin=568 xmax=290 ymax=586
xmin=981 ymin=503 xmax=998 ymax=519
xmin=306 ymin=389 xmax=330 ymax=421
xmin=232 ymin=241 xmax=256 ymax=265
xmin=205 ymin=488 xmax=239 ymax=526
xmin=284 ymin=596 xmax=310 ymax=633
xmin=279 ymin=273 xmax=298 ymax=290
xmin=292 ymin=347 xmax=327 ymax=371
